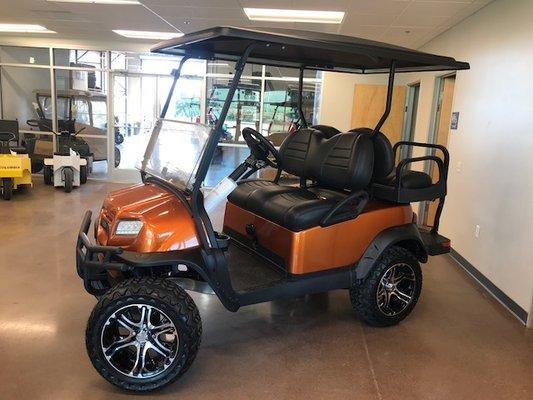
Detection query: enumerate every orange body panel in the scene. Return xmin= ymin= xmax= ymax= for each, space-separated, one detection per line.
xmin=223 ymin=201 xmax=413 ymax=274
xmin=96 ymin=183 xmax=199 ymax=252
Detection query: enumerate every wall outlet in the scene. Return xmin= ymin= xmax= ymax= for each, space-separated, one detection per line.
xmin=475 ymin=224 xmax=481 ymax=238
xmin=456 ymin=161 xmax=463 ymax=172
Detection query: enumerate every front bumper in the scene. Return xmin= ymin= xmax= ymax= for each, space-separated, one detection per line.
xmin=76 ymin=210 xmax=131 ymax=295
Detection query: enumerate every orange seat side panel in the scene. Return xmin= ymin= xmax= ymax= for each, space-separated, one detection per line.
xmin=223 ymin=201 xmax=413 ymax=274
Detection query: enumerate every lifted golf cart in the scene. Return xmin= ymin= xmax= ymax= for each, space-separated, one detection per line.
xmin=76 ymin=27 xmax=468 ymax=392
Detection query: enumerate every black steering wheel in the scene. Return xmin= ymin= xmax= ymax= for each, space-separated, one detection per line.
xmin=242 ymin=127 xmax=280 ymax=169
xmin=0 ymin=132 xmax=15 ymax=143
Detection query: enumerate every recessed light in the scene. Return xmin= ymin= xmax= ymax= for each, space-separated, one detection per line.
xmin=0 ymin=24 xmax=56 ymax=33
xmin=243 ymin=8 xmax=345 ymax=24
xmin=45 ymin=0 xmax=140 ymax=4
xmin=113 ymin=30 xmax=184 ymax=40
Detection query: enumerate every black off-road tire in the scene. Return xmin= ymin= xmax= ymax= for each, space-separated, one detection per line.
xmin=80 ymin=165 xmax=88 ymax=184
xmin=63 ymin=168 xmax=73 ymax=193
xmin=350 ymin=246 xmax=422 ymax=327
xmin=2 ymin=178 xmax=13 ymax=200
xmin=86 ymin=278 xmax=202 ymax=392
xmin=43 ymin=165 xmax=53 ymax=185
xmin=114 ymin=147 xmax=121 ymax=167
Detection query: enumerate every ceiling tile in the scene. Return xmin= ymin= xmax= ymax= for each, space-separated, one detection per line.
xmin=341 ymin=13 xmax=397 ymax=27
xmin=404 ymin=1 xmax=473 ymax=17
xmin=348 ymin=0 xmax=410 ymax=16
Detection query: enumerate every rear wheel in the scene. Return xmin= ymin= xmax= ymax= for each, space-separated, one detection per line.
xmin=114 ymin=147 xmax=121 ymax=167
xmin=43 ymin=165 xmax=53 ymax=185
xmin=80 ymin=165 xmax=88 ymax=184
xmin=63 ymin=168 xmax=73 ymax=193
xmin=86 ymin=278 xmax=202 ymax=392
xmin=2 ymin=178 xmax=13 ymax=200
xmin=31 ymin=159 xmax=44 ymax=173
xmin=350 ymin=246 xmax=422 ymax=327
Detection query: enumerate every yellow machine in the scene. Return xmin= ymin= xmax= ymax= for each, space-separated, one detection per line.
xmin=0 ymin=132 xmax=32 ymax=200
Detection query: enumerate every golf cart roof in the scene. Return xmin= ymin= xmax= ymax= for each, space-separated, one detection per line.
xmin=152 ymin=26 xmax=469 ymax=74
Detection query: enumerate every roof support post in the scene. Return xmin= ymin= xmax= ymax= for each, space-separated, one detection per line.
xmin=189 ymin=42 xmax=258 ymax=252
xmin=298 ymin=67 xmax=308 ymax=128
xmin=373 ymin=60 xmax=397 ymax=134
xmin=160 ymin=55 xmax=190 ymax=119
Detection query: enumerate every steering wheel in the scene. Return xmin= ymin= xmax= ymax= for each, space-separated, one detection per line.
xmin=0 ymin=132 xmax=15 ymax=143
xmin=242 ymin=127 xmax=280 ymax=169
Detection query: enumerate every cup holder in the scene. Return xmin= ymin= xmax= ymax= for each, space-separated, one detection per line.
xmin=215 ymin=232 xmax=230 ymax=250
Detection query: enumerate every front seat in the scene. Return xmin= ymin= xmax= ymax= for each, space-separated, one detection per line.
xmin=228 ymin=127 xmax=324 ymax=206
xmin=237 ymin=131 xmax=374 ymax=231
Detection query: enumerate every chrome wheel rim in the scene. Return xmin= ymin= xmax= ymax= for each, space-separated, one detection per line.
xmin=376 ymin=263 xmax=417 ymax=316
xmin=100 ymin=304 xmax=179 ymax=379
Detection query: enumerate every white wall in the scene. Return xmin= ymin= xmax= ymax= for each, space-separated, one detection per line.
xmin=319 ymin=0 xmax=533 ymax=315
xmin=418 ymin=0 xmax=533 ymax=314
xmin=318 ymin=72 xmax=388 ymax=131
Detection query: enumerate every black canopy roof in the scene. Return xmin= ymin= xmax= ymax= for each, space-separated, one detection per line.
xmin=151 ymin=26 xmax=469 ymax=74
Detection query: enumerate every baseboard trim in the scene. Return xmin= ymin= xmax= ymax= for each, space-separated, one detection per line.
xmin=449 ymin=248 xmax=528 ymax=325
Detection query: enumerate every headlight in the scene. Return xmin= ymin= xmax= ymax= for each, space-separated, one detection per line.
xmin=115 ymin=220 xmax=143 ymax=236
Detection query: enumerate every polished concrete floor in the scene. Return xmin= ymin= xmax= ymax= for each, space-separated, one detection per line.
xmin=0 ymin=179 xmax=531 ymax=400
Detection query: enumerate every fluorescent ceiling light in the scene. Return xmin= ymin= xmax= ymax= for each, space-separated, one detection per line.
xmin=243 ymin=8 xmax=344 ymax=24
xmin=46 ymin=0 xmax=140 ymax=4
xmin=0 ymin=24 xmax=56 ymax=33
xmin=113 ymin=30 xmax=184 ymax=40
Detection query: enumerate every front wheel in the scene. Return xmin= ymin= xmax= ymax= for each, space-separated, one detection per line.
xmin=86 ymin=278 xmax=202 ymax=392
xmin=63 ymin=168 xmax=73 ymax=193
xmin=80 ymin=165 xmax=88 ymax=184
xmin=2 ymin=178 xmax=13 ymax=200
xmin=350 ymin=246 xmax=422 ymax=327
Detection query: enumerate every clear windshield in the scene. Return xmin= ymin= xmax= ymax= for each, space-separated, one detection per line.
xmin=137 ymin=118 xmax=212 ymax=190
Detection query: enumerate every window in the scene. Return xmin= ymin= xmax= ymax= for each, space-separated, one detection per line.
xmin=0 ymin=46 xmax=50 ymax=65
xmin=206 ymin=76 xmax=261 ymax=142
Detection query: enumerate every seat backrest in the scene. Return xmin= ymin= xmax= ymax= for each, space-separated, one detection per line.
xmin=308 ymin=132 xmax=374 ymax=191
xmin=350 ymin=127 xmax=394 ymax=180
xmin=278 ymin=128 xmax=324 ymax=177
xmin=310 ymin=125 xmax=341 ymax=139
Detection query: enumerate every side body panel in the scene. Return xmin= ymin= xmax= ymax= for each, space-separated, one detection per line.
xmin=96 ymin=183 xmax=199 ymax=252
xmin=223 ymin=201 xmax=413 ymax=274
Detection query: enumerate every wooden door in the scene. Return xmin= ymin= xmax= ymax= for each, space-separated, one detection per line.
xmin=351 ymin=84 xmax=406 ymax=144
xmin=426 ymin=75 xmax=455 ymax=226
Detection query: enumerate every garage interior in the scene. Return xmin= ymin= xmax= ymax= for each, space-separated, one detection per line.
xmin=0 ymin=1 xmax=532 ymax=399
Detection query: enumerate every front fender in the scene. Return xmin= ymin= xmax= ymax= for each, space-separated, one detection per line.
xmin=355 ymin=223 xmax=428 ymax=280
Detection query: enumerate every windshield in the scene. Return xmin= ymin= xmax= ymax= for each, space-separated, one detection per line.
xmin=138 ymin=118 xmax=212 ymax=190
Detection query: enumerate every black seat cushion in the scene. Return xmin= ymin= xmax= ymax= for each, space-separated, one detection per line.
xmin=11 ymin=146 xmax=28 ymax=154
xmin=247 ymin=186 xmax=347 ymax=231
xmin=378 ymin=170 xmax=433 ymax=189
xmin=228 ymin=179 xmax=296 ymax=208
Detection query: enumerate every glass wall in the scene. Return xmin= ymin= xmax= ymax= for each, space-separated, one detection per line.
xmin=0 ymin=45 xmax=323 ymax=185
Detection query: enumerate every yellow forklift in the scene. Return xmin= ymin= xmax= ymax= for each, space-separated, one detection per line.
xmin=0 ymin=120 xmax=32 ymax=200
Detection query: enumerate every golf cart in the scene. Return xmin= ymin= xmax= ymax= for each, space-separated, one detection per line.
xmin=25 ymin=89 xmax=121 ymax=170
xmin=76 ymin=27 xmax=468 ymax=392
xmin=43 ymin=126 xmax=89 ymax=192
